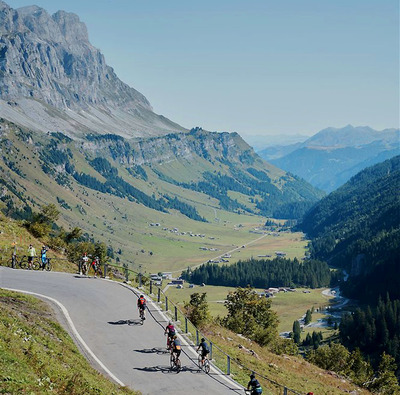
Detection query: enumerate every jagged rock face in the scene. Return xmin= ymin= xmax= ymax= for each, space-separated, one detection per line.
xmin=0 ymin=2 xmax=150 ymax=110
xmin=0 ymin=1 xmax=183 ymax=138
xmin=82 ymin=130 xmax=254 ymax=167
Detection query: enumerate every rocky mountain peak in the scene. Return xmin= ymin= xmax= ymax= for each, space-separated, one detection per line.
xmin=0 ymin=1 xmax=184 ymax=138
xmin=52 ymin=10 xmax=89 ymax=43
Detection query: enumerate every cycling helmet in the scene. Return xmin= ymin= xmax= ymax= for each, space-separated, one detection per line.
xmin=201 ymin=338 xmax=205 ymax=342
xmin=140 ymin=294 xmax=144 ymax=298
xmin=173 ymin=335 xmax=177 ymax=339
xmin=250 ymin=374 xmax=255 ymax=379
xmin=169 ymin=321 xmax=172 ymax=325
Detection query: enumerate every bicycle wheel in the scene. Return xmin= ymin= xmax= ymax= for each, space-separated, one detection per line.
xmin=31 ymin=258 xmax=40 ymax=270
xmin=170 ymin=354 xmax=175 ymax=369
xmin=176 ymin=358 xmax=181 ymax=372
xmin=19 ymin=257 xmax=28 ymax=269
xmin=203 ymin=359 xmax=210 ymax=374
xmin=46 ymin=259 xmax=52 ymax=271
xmin=197 ymin=353 xmax=203 ymax=368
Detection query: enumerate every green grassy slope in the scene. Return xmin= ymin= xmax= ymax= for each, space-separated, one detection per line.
xmin=0 ymin=121 xmax=321 ymax=274
xmin=0 ymin=289 xmax=138 ymax=394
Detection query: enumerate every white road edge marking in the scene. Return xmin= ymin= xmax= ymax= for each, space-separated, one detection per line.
xmin=3 ymin=287 xmax=125 ymax=387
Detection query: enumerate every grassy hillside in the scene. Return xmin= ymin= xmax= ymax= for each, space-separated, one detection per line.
xmin=0 ymin=120 xmax=320 ymax=274
xmin=0 ymin=289 xmax=138 ymax=394
xmin=198 ymin=322 xmax=370 ymax=395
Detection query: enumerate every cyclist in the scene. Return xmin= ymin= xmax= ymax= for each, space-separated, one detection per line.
xmin=247 ymin=373 xmax=263 ymax=394
xmin=81 ymin=252 xmax=89 ymax=275
xmin=40 ymin=246 xmax=47 ymax=270
xmin=137 ymin=294 xmax=146 ymax=320
xmin=171 ymin=335 xmax=181 ymax=361
xmin=164 ymin=321 xmax=176 ymax=349
xmin=27 ymin=244 xmax=36 ymax=270
xmin=91 ymin=256 xmax=99 ymax=277
xmin=197 ymin=337 xmax=210 ymax=366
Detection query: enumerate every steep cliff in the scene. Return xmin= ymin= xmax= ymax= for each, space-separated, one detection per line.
xmin=0 ymin=1 xmax=184 ymax=137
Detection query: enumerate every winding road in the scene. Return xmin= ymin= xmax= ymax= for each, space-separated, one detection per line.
xmin=0 ymin=267 xmax=243 ymax=394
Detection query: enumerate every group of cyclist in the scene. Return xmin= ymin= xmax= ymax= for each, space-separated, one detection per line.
xmin=80 ymin=252 xmax=100 ymax=277
xmin=139 ymin=297 xmax=265 ymax=393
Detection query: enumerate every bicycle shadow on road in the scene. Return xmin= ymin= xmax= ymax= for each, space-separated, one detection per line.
xmin=134 ymin=347 xmax=169 ymax=355
xmin=133 ymin=365 xmax=200 ymax=374
xmin=107 ymin=319 xmax=142 ymax=326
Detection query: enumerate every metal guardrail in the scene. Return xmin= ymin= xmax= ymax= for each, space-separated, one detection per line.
xmin=0 ymin=253 xmax=304 ymax=394
xmin=102 ymin=262 xmax=304 ymax=395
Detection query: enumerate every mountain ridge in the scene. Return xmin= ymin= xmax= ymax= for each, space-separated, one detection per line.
xmin=0 ymin=1 xmax=185 ymax=138
xmin=258 ymin=125 xmax=400 ymax=192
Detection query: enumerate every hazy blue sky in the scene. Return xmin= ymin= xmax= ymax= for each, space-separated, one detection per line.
xmin=9 ymin=0 xmax=399 ymax=137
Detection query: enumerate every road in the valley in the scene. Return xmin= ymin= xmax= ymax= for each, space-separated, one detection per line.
xmin=0 ymin=267 xmax=243 ymax=395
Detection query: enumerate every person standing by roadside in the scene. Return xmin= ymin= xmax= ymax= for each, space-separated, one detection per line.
xmin=40 ymin=246 xmax=48 ymax=270
xmin=27 ymin=244 xmax=36 ymax=270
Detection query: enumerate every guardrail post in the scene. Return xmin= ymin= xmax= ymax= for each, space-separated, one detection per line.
xmin=150 ymin=280 xmax=153 ymax=294
xmin=165 ymin=296 xmax=168 ymax=311
xmin=227 ymin=355 xmax=231 ymax=375
xmin=185 ymin=317 xmax=188 ymax=333
xmin=138 ymin=272 xmax=142 ymax=287
xmin=210 ymin=341 xmax=213 ymax=360
xmin=157 ymin=287 xmax=161 ymax=303
xmin=283 ymin=387 xmax=288 ymax=395
xmin=125 ymin=266 xmax=129 ymax=282
xmin=196 ymin=329 xmax=199 ymax=345
xmin=174 ymin=306 xmax=178 ymax=322
xmin=104 ymin=263 xmax=108 ymax=278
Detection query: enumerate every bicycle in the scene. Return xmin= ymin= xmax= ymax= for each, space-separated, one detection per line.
xmin=7 ymin=255 xmax=39 ymax=270
xmin=170 ymin=352 xmax=181 ymax=372
xmin=139 ymin=308 xmax=145 ymax=325
xmin=40 ymin=257 xmax=52 ymax=271
xmin=197 ymin=351 xmax=210 ymax=374
xmin=7 ymin=254 xmax=22 ymax=269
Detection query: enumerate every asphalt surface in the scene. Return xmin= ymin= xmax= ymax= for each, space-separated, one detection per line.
xmin=0 ymin=267 xmax=243 ymax=394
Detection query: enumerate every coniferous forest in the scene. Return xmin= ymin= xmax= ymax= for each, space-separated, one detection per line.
xmin=299 ymin=156 xmax=400 ymax=303
xmin=298 ymin=156 xmax=400 ymax=383
xmin=340 ymin=296 xmax=400 ymax=369
xmin=182 ymin=257 xmax=335 ymax=289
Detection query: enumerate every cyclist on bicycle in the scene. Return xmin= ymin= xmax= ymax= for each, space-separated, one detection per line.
xmin=164 ymin=322 xmax=176 ymax=349
xmin=137 ymin=294 xmax=146 ymax=319
xmin=81 ymin=252 xmax=89 ymax=275
xmin=171 ymin=335 xmax=181 ymax=360
xmin=40 ymin=246 xmax=47 ymax=270
xmin=197 ymin=337 xmax=210 ymax=365
xmin=91 ymin=256 xmax=99 ymax=277
xmin=247 ymin=373 xmax=263 ymax=394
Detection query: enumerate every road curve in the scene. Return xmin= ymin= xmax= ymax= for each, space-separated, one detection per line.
xmin=0 ymin=267 xmax=242 ymax=395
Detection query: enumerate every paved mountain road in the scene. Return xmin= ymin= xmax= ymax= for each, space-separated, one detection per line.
xmin=0 ymin=267 xmax=242 ymax=394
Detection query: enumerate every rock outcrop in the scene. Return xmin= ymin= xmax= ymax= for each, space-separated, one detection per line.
xmin=0 ymin=1 xmax=184 ymax=138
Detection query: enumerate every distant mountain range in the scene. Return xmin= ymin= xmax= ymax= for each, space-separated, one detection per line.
xmin=258 ymin=125 xmax=400 ymax=192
